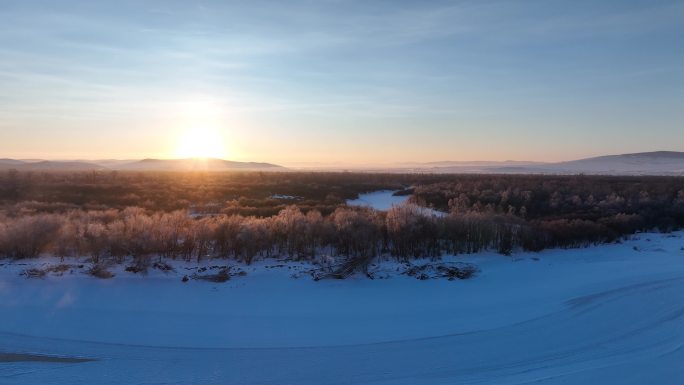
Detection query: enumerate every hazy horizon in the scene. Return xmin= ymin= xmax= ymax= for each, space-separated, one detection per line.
xmin=4 ymin=149 xmax=684 ymax=171
xmin=1 ymin=1 xmax=683 ymax=164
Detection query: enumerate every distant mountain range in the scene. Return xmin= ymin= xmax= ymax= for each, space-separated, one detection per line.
xmin=399 ymin=151 xmax=684 ymax=175
xmin=1 ymin=151 xmax=683 ymax=175
xmin=117 ymin=158 xmax=284 ymax=171
xmin=0 ymin=158 xmax=285 ymax=172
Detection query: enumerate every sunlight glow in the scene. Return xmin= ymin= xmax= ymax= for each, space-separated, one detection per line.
xmin=175 ymin=126 xmax=227 ymax=159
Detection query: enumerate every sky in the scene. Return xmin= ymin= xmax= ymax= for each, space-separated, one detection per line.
xmin=0 ymin=0 xmax=683 ymax=166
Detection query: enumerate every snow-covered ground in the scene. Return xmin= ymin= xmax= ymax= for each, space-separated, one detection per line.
xmin=1 ymin=232 xmax=684 ymax=384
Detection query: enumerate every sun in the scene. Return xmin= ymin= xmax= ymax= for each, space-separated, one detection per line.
xmin=175 ymin=126 xmax=227 ymax=159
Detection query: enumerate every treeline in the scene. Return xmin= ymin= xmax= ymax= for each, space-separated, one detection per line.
xmin=0 ymin=203 xmax=675 ymax=264
xmin=0 ymin=170 xmax=427 ymax=216
xmin=1 ymin=171 xmax=684 ymax=265
xmin=411 ymin=175 xmax=684 ymax=230
xmin=3 ymin=171 xmax=683 ymax=225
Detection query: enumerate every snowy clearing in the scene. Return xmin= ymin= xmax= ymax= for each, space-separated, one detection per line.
xmin=1 ymin=232 xmax=684 ymax=384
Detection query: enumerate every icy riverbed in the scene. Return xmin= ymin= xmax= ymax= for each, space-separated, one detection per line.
xmin=1 ymin=232 xmax=684 ymax=384
xmin=346 ymin=190 xmax=410 ymax=210
xmin=347 ymin=190 xmax=446 ymax=216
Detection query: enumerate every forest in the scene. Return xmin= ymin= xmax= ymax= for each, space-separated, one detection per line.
xmin=1 ymin=170 xmax=683 ymax=269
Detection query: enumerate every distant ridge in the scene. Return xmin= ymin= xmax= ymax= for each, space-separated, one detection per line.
xmin=1 ymin=152 xmax=682 ymax=174
xmin=116 ymin=158 xmax=284 ymax=171
xmin=0 ymin=159 xmax=26 ymax=166
xmin=0 ymin=158 xmax=286 ymax=172
xmin=425 ymin=151 xmax=684 ymax=175
xmin=531 ymin=151 xmax=684 ymax=175
xmin=0 ymin=160 xmax=106 ymax=171
xmin=368 ymin=151 xmax=684 ymax=175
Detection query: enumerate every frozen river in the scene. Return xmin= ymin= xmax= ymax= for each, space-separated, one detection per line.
xmin=1 ymin=232 xmax=684 ymax=384
xmin=346 ymin=190 xmax=410 ymax=210
xmin=347 ymin=190 xmax=446 ymax=216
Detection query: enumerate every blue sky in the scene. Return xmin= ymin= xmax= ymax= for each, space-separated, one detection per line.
xmin=0 ymin=0 xmax=682 ymax=164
